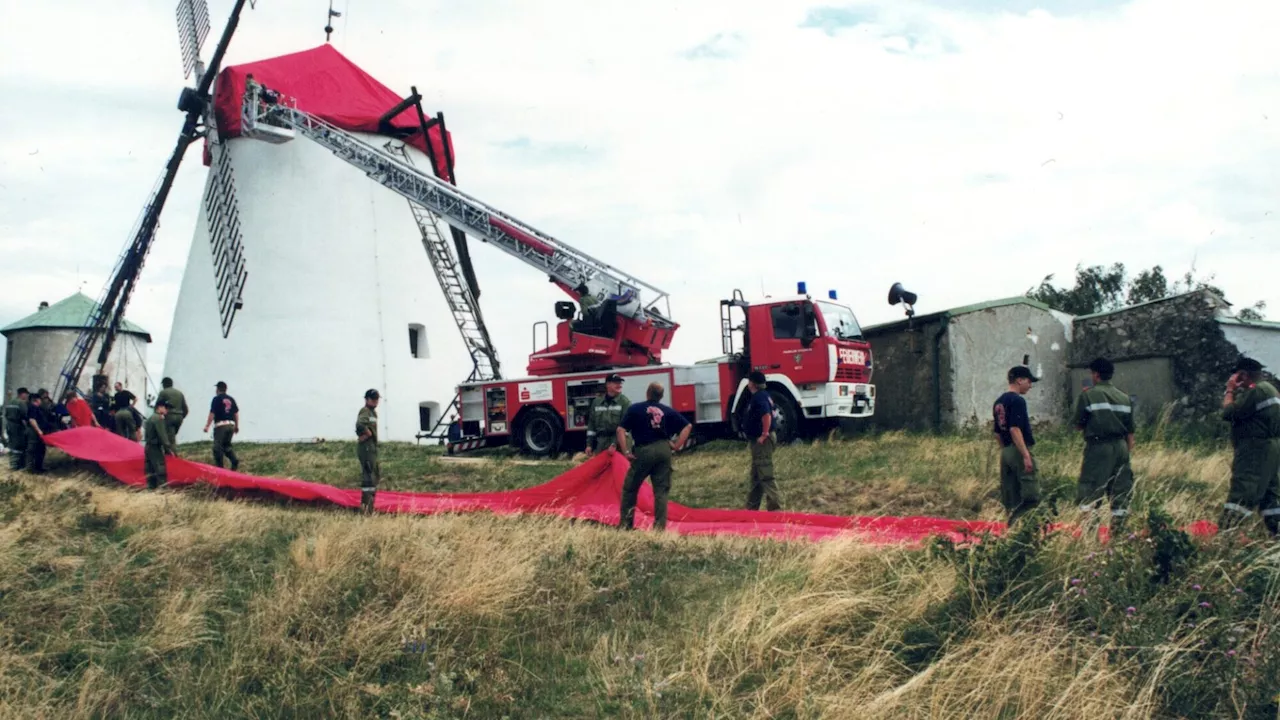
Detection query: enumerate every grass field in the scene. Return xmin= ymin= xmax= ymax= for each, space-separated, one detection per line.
xmin=1 ymin=426 xmax=1277 ymax=718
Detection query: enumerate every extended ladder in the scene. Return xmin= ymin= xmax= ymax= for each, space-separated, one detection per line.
xmin=385 ymin=142 xmax=501 ymax=381
xmin=240 ymin=89 xmax=675 ymax=330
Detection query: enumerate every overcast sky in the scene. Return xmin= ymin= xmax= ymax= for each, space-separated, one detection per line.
xmin=1 ymin=0 xmax=1277 ymax=390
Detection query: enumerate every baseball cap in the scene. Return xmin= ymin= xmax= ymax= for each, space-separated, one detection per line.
xmin=1008 ymin=366 xmax=1039 ymax=383
xmin=605 ymin=373 xmax=624 ymax=383
xmin=748 ymin=370 xmax=767 ymax=385
xmin=215 ymin=381 xmax=227 ymax=390
xmin=1234 ymin=357 xmax=1264 ymax=373
xmin=365 ymin=388 xmax=381 ymax=399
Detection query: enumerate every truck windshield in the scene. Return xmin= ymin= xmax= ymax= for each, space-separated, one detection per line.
xmin=815 ymin=301 xmax=863 ymax=341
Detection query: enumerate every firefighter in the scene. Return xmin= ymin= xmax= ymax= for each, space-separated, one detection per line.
xmin=24 ymin=393 xmax=50 ymax=474
xmin=4 ymin=388 xmax=29 ymax=471
xmin=113 ymin=393 xmax=139 ymax=441
xmin=203 ymin=381 xmax=240 ymax=470
xmin=1072 ymin=357 xmax=1136 ymax=530
xmin=156 ymin=377 xmax=189 ymax=441
xmin=744 ymin=371 xmax=781 ymax=511
xmin=615 ymin=382 xmax=692 ymax=531
xmin=992 ymin=366 xmax=1040 ymax=524
xmin=356 ymin=389 xmax=381 ymax=514
xmin=585 ymin=373 xmax=631 ymax=457
xmin=143 ymin=399 xmax=177 ymax=490
xmin=1219 ymin=357 xmax=1280 ymax=536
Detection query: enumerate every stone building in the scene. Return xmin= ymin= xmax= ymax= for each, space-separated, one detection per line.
xmin=862 ymin=297 xmax=1073 ymax=431
xmin=1069 ymin=290 xmax=1280 ymax=424
xmin=2 ymin=293 xmax=152 ymax=401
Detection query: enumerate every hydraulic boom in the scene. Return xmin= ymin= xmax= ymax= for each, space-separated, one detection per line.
xmin=240 ymin=86 xmax=678 ymax=374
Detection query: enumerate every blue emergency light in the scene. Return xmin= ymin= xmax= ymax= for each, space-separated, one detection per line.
xmin=828 ymin=290 xmax=838 ymax=300
xmin=797 ymin=281 xmax=807 ymax=295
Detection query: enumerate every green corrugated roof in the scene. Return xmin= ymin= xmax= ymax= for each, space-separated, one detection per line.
xmin=863 ymin=296 xmax=1055 ymax=335
xmin=0 ymin=293 xmax=151 ymax=339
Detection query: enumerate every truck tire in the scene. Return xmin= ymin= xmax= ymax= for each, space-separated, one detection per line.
xmin=517 ymin=406 xmax=563 ymax=457
xmin=767 ymin=388 xmax=801 ymax=444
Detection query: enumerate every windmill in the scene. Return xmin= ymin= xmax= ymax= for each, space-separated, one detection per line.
xmin=54 ymin=0 xmax=254 ymax=399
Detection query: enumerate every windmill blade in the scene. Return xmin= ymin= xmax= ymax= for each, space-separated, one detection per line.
xmin=203 ymin=125 xmax=249 ymax=337
xmin=175 ymin=0 xmax=210 ymax=80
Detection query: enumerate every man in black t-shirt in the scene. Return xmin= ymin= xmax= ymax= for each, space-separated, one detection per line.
xmin=993 ymin=365 xmax=1040 ymax=524
xmin=743 ymin=371 xmax=782 ymax=511
xmin=615 ymin=382 xmax=692 ymax=531
xmin=203 ymin=381 xmax=241 ymax=470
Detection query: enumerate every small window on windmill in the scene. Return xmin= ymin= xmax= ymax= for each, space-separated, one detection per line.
xmin=418 ymin=401 xmax=440 ymax=432
xmin=408 ymin=324 xmax=428 ymax=359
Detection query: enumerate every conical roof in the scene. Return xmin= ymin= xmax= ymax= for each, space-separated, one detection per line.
xmin=0 ymin=293 xmax=151 ymax=340
xmin=211 ymin=44 xmax=455 ymax=179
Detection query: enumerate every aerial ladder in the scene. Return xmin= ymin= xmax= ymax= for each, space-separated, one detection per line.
xmin=240 ymin=85 xmax=679 ymax=377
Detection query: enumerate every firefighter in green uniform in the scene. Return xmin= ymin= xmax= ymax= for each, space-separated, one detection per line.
xmin=156 ymin=377 xmax=189 ymax=442
xmin=4 ymin=388 xmax=30 ymax=471
xmin=1220 ymin=357 xmax=1280 ymax=537
xmin=616 ymin=382 xmax=692 ymax=531
xmin=1072 ymin=357 xmax=1136 ymax=530
xmin=356 ymin=389 xmax=381 ymax=514
xmin=143 ymin=399 xmax=178 ymax=490
xmin=585 ymin=373 xmax=631 ymax=457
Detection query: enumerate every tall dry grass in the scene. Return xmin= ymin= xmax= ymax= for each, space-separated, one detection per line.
xmin=0 ymin=428 xmax=1273 ymax=718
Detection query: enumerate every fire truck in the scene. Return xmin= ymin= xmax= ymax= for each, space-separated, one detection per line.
xmin=236 ymin=95 xmax=880 ymax=455
xmin=449 ymin=283 xmax=877 ymax=455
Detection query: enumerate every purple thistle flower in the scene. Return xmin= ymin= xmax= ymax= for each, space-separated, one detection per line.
xmin=1071 ymin=578 xmax=1081 ymax=585
xmin=1234 ymin=588 xmax=1244 ymax=594
xmin=1199 ymin=601 xmax=1211 ymax=609
xmin=1126 ymin=606 xmax=1136 ymax=614
xmin=1093 ymin=571 xmax=1100 ymax=577
xmin=1227 ymin=650 xmax=1237 ymax=657
xmin=1192 ymin=584 xmax=1202 ymax=591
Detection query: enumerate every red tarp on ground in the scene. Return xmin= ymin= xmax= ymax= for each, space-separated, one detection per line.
xmin=212 ymin=44 xmax=454 ymax=179
xmin=41 ymin=428 xmax=1218 ymax=545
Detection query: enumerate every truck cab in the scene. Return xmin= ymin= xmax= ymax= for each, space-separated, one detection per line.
xmin=722 ymin=286 xmax=875 ymax=441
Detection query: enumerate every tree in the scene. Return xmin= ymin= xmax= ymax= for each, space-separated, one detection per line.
xmin=1027 ymin=263 xmax=1267 ymax=319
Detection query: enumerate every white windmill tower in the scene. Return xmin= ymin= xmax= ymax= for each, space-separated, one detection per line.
xmin=156 ymin=4 xmax=500 ymax=444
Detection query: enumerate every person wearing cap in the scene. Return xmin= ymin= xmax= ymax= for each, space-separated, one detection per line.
xmin=112 ymin=385 xmax=140 ymax=441
xmin=585 ymin=373 xmax=631 ymax=457
xmin=615 ymin=382 xmax=692 ymax=531
xmin=1220 ymin=357 xmax=1280 ymax=536
xmin=992 ymin=365 xmax=1040 ymax=524
xmin=3 ymin=387 xmax=30 ymax=471
xmin=203 ymin=381 xmax=240 ymax=470
xmin=356 ymin=389 xmax=381 ymax=514
xmin=1071 ymin=357 xmax=1136 ymax=530
xmin=156 ymin=377 xmax=190 ymax=440
xmin=143 ymin=399 xmax=177 ymax=489
xmin=23 ymin=393 xmax=51 ymax=473
xmin=744 ymin=370 xmax=782 ymax=511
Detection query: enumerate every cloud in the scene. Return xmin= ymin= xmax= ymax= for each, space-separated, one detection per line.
xmin=1 ymin=0 xmax=1278 ymax=393
xmin=682 ymin=32 xmax=747 ymax=60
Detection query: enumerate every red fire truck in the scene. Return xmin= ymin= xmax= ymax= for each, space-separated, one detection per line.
xmin=448 ymin=281 xmax=877 ymax=456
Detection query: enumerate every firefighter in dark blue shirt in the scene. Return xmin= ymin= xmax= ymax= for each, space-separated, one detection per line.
xmin=992 ymin=365 xmax=1040 ymax=524
xmin=615 ymin=382 xmax=692 ymax=531
xmin=743 ymin=371 xmax=782 ymax=511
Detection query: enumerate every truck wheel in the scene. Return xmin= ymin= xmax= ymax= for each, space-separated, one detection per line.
xmin=767 ymin=389 xmax=801 ymax=444
xmin=518 ymin=406 xmax=563 ymax=457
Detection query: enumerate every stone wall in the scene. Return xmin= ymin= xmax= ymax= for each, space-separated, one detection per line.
xmin=863 ymin=317 xmax=952 ymax=431
xmin=1069 ymin=290 xmax=1240 ymax=421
